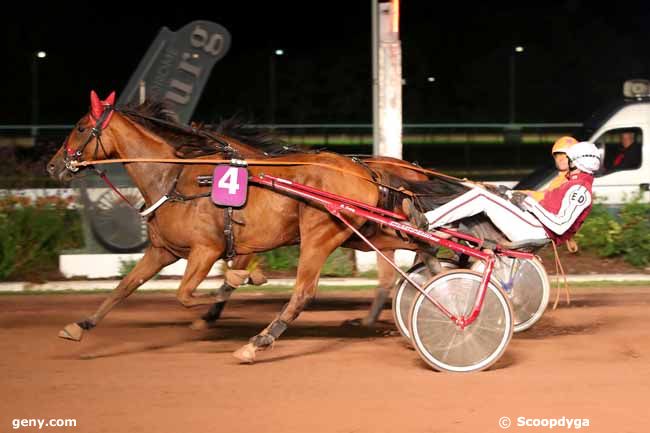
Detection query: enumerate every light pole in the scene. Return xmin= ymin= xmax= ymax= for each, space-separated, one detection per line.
xmin=31 ymin=50 xmax=47 ymax=137
xmin=509 ymin=46 xmax=524 ymax=123
xmin=269 ymin=49 xmax=284 ymax=126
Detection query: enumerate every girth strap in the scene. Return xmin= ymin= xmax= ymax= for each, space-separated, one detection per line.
xmin=224 ymin=207 xmax=236 ymax=260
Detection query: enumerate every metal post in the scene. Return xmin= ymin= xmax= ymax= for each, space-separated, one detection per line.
xmin=372 ymin=0 xmax=379 ymax=154
xmin=373 ymin=0 xmax=402 ymax=158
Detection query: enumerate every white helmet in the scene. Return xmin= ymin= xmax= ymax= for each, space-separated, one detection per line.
xmin=566 ymin=141 xmax=601 ymax=174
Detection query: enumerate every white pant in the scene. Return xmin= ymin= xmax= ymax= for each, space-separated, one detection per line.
xmin=423 ymin=188 xmax=548 ymax=242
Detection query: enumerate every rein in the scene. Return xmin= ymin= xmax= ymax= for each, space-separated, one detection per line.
xmin=71 ymin=155 xmax=482 ymax=217
xmin=72 ymin=157 xmax=477 ymax=190
xmin=361 ymin=159 xmax=479 ymax=187
xmin=71 ymin=157 xmax=412 ymax=194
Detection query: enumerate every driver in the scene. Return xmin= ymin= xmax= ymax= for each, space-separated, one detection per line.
xmin=403 ymin=141 xmax=601 ymax=245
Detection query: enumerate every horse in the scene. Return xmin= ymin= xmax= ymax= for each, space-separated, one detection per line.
xmin=47 ymin=91 xmax=466 ymax=363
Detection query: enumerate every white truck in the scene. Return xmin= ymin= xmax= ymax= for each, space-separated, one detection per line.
xmin=516 ymin=79 xmax=650 ymax=205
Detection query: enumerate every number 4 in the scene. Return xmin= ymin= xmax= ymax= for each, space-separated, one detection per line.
xmin=217 ymin=167 xmax=240 ymax=195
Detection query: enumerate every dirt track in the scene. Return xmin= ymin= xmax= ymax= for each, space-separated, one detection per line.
xmin=2 ymin=287 xmax=650 ymax=433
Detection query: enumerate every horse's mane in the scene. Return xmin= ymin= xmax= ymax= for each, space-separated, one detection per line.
xmin=120 ymin=100 xmax=304 ymax=157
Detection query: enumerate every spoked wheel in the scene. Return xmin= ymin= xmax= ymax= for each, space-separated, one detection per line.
xmin=408 ymin=270 xmax=513 ymax=373
xmin=471 ymin=257 xmax=549 ymax=333
xmin=392 ymin=259 xmax=458 ymax=340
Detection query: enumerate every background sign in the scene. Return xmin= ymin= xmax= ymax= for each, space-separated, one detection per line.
xmin=117 ymin=20 xmax=231 ymax=124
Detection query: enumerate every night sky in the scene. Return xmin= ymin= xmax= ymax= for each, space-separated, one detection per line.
xmin=3 ymin=1 xmax=650 ymax=125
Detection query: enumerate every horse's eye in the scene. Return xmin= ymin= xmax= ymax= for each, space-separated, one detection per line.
xmin=77 ymin=126 xmax=86 ymax=133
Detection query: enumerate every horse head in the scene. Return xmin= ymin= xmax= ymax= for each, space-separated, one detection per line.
xmin=47 ymin=90 xmax=117 ymax=182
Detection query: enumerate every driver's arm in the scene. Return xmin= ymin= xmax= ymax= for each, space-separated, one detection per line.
xmin=522 ymin=185 xmax=592 ymax=235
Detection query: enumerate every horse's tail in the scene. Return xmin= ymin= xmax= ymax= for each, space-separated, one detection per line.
xmin=383 ymin=173 xmax=470 ymax=212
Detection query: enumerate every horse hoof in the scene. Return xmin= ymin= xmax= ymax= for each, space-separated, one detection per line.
xmin=233 ymin=343 xmax=257 ymax=364
xmin=58 ymin=323 xmax=84 ymax=341
xmin=190 ymin=319 xmax=210 ymax=331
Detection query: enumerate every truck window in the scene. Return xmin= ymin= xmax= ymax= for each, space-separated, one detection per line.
xmin=595 ymin=127 xmax=643 ymax=175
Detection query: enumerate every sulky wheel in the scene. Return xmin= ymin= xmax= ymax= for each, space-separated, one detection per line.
xmin=471 ymin=257 xmax=549 ymax=333
xmin=392 ymin=259 xmax=458 ymax=340
xmin=408 ymin=270 xmax=513 ymax=373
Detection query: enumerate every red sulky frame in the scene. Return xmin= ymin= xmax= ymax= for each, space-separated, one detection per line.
xmin=251 ymin=173 xmax=534 ymax=330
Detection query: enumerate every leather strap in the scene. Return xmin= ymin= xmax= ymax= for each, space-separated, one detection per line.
xmin=224 ymin=207 xmax=236 ymax=260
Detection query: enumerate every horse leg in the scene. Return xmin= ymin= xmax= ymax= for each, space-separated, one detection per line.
xmin=362 ymin=250 xmax=396 ymax=326
xmin=190 ymin=254 xmax=269 ymax=330
xmin=175 ymin=246 xmax=224 ymax=308
xmin=58 ymin=246 xmax=178 ymax=341
xmin=233 ymin=224 xmax=349 ymax=363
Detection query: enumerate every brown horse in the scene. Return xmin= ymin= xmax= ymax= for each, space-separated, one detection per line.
xmin=47 ymin=93 xmax=447 ymax=363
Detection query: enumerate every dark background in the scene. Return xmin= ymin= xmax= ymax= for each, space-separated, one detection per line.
xmin=2 ymin=1 xmax=650 ymax=125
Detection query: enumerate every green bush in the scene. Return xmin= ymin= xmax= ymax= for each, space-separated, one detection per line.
xmin=259 ymin=246 xmax=301 ymax=272
xmin=576 ymin=197 xmax=650 ymax=267
xmin=259 ymin=245 xmax=356 ymax=276
xmin=574 ymin=203 xmax=621 ymax=257
xmin=320 ymin=248 xmax=355 ymax=277
xmin=0 ymin=196 xmax=83 ymax=280
xmin=616 ymin=200 xmax=650 ymax=267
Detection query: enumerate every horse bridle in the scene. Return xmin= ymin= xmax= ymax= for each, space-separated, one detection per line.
xmin=61 ymin=104 xmax=141 ymax=208
xmin=63 ymin=105 xmax=114 ymax=173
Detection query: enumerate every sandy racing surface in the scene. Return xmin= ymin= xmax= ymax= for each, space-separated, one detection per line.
xmin=2 ymin=287 xmax=650 ymax=432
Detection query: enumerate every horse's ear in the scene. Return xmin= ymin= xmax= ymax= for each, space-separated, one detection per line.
xmin=89 ymin=90 xmax=117 ymax=128
xmin=105 ymin=91 xmax=116 ymax=107
xmin=90 ymin=90 xmax=103 ymax=120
